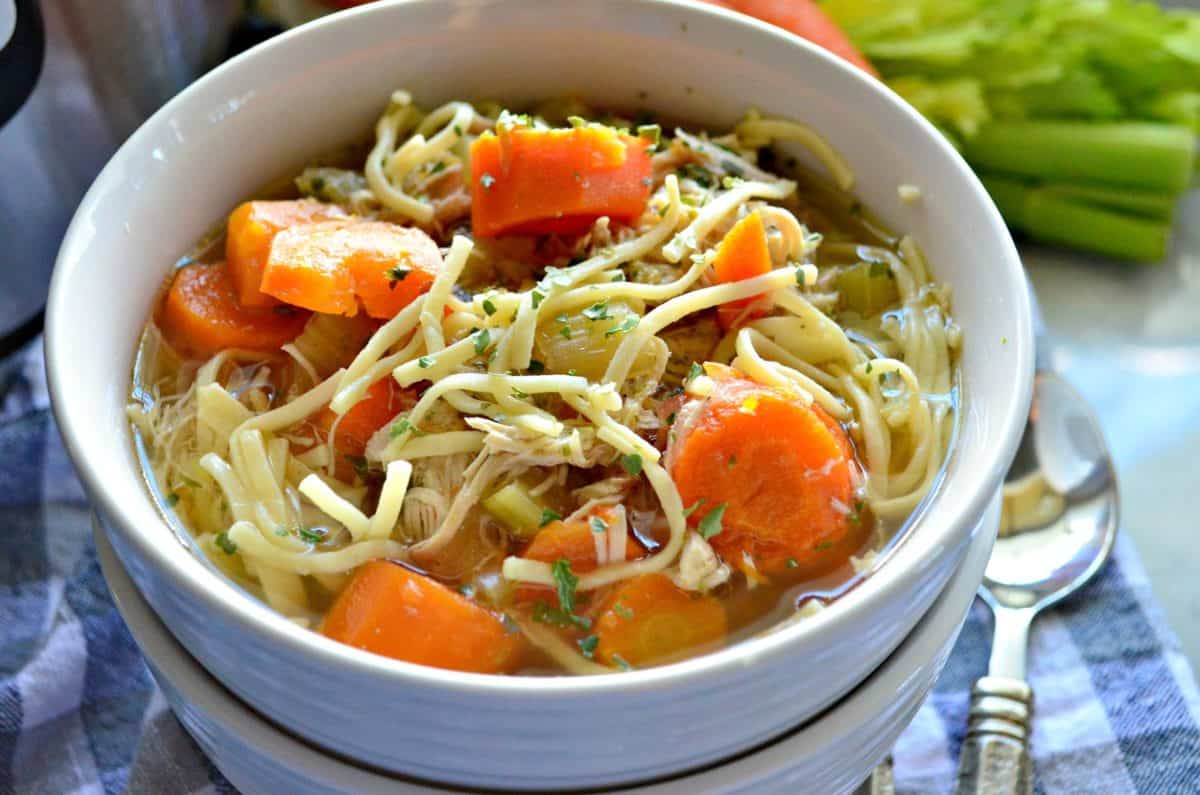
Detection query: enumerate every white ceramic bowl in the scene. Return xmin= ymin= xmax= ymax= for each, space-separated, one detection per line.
xmin=47 ymin=0 xmax=1033 ymax=789
xmin=97 ymin=496 xmax=996 ymax=795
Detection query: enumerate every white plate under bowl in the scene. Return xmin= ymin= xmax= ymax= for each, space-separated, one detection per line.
xmin=96 ymin=494 xmax=996 ymax=795
xmin=49 ymin=0 xmax=1032 ymax=788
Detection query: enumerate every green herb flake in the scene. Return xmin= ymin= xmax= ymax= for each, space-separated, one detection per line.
xmin=345 ymin=454 xmax=370 ymax=479
xmin=567 ymin=115 xmax=588 ymax=128
xmin=697 ymin=503 xmax=728 ymax=540
xmin=530 ymin=290 xmax=546 ymax=309
xmin=539 ymin=508 xmax=562 ymax=528
xmin=453 ymin=125 xmax=463 ymax=135
xmin=582 ymin=301 xmax=611 ymax=321
xmin=559 ymin=326 xmax=572 ymax=340
xmin=552 ymin=558 xmax=579 ymax=613
xmin=604 ymin=317 xmax=639 ymax=338
xmin=480 ymin=172 xmax=496 ymax=190
xmin=666 ymin=411 xmax=677 ymax=426
xmin=637 ymin=124 xmax=661 ymax=146
xmin=165 ymin=492 xmax=180 ymax=507
xmin=612 ymin=654 xmax=634 ymax=672
xmin=687 ymin=361 xmax=704 ymax=381
xmin=390 ymin=418 xmax=425 ymax=438
xmin=482 ymin=298 xmax=497 ymax=316
xmin=473 ymin=328 xmax=492 ymax=355
xmin=786 ymin=558 xmax=799 ymax=568
xmin=620 ymin=453 xmax=643 ymax=476
xmin=578 ymin=635 xmax=600 ymax=659
xmin=532 ymin=601 xmax=592 ymax=630
xmin=387 ymin=267 xmax=410 ymax=287
xmin=590 ymin=516 xmax=608 ymax=534
xmin=298 ymin=527 xmax=326 ymax=544
xmin=727 ymin=455 xmax=737 ymax=468
xmin=418 ymin=356 xmax=434 ymax=369
xmin=512 ymin=386 xmax=529 ymax=399
xmin=613 ymin=602 xmax=634 ymax=621
xmin=430 ymin=161 xmax=446 ymax=174
xmin=814 ymin=540 xmax=835 ymax=551
xmin=215 ymin=533 xmax=238 ymax=555
xmin=683 ymin=498 xmax=707 ymax=518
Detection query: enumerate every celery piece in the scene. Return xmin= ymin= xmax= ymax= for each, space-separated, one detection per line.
xmin=836 ymin=261 xmax=900 ymax=317
xmin=482 ymin=482 xmax=544 ymax=537
xmin=964 ymin=122 xmax=1195 ymax=193
xmin=1042 ymin=184 xmax=1176 ymax=222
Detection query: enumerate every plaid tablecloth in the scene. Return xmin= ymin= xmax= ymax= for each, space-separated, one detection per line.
xmin=2 ymin=341 xmax=1199 ymax=795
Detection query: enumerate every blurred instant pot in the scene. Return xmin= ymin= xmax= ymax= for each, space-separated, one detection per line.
xmin=0 ymin=0 xmax=238 ymax=354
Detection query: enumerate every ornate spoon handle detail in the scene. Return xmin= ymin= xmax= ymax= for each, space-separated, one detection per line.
xmin=954 ymin=676 xmax=1033 ymax=795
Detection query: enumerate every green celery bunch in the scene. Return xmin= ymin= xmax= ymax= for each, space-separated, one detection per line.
xmin=822 ymin=0 xmax=1200 ymax=262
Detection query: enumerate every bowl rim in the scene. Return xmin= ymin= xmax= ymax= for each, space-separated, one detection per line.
xmin=46 ymin=0 xmax=1034 ymax=696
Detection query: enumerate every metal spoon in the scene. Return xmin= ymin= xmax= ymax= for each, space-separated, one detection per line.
xmin=953 ymin=290 xmax=1120 ymax=795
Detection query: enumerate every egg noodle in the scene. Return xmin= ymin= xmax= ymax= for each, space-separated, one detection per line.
xmin=128 ymin=90 xmax=958 ymax=674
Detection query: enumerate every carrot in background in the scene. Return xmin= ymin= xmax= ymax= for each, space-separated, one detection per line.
xmin=593 ymin=573 xmax=727 ymax=668
xmin=470 ymin=126 xmax=653 ymax=237
xmin=703 ymin=0 xmax=878 ymax=77
xmin=669 ymin=375 xmax=862 ymax=575
xmin=226 ymin=200 xmax=349 ymax=307
xmin=159 ymin=262 xmax=309 ymax=358
xmin=322 ymin=560 xmax=523 ymax=673
xmin=260 ymin=220 xmax=441 ymax=318
xmin=712 ymin=210 xmax=773 ymax=330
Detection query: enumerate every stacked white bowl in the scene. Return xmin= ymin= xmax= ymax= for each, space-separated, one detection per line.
xmin=47 ymin=1 xmax=1032 ymax=791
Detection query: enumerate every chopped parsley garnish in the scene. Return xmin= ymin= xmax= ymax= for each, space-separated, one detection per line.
xmin=687 ymin=361 xmax=704 ymax=381
xmin=215 ymin=533 xmax=238 ymax=555
xmin=527 ymin=359 xmax=545 ymax=374
xmin=786 ymin=558 xmax=799 ymax=568
xmin=453 ymin=125 xmax=463 ymax=135
xmin=539 ymin=508 xmax=562 ymax=528
xmin=559 ymin=326 xmax=572 ymax=340
xmin=567 ymin=115 xmax=587 ymax=128
xmin=727 ymin=455 xmax=737 ymax=468
xmin=530 ymin=289 xmax=546 ymax=309
xmin=620 ymin=453 xmax=643 ymax=476
xmin=578 ymin=635 xmax=599 ymax=659
xmin=552 ymin=558 xmax=579 ymax=613
xmin=612 ymin=654 xmax=633 ymax=672
xmin=683 ymin=498 xmax=707 ymax=518
xmin=179 ymin=474 xmax=203 ymax=489
xmin=418 ymin=356 xmax=434 ymax=369
xmin=721 ymin=175 xmax=744 ymax=190
xmin=532 ymin=601 xmax=591 ymax=630
xmin=298 ymin=527 xmax=326 ymax=544
xmin=389 ymin=418 xmax=425 ymax=438
xmin=430 ymin=161 xmax=446 ymax=174
xmin=868 ymin=261 xmax=892 ymax=279
xmin=697 ymin=503 xmax=728 ymax=540
xmin=480 ymin=172 xmax=496 ymax=190
xmin=604 ymin=317 xmax=639 ymax=338
xmin=165 ymin=492 xmax=180 ymax=507
xmin=473 ymin=328 xmax=492 ymax=355
xmin=865 ymin=361 xmax=873 ymax=374
xmin=814 ymin=540 xmax=835 ymax=551
xmin=795 ymin=267 xmax=807 ymax=287
xmin=590 ymin=516 xmax=608 ymax=534
xmin=582 ymin=301 xmax=611 ymax=321
xmin=613 ymin=602 xmax=634 ymax=620
xmin=482 ymin=298 xmax=497 ymax=316
xmin=666 ymin=411 xmax=677 ymax=426
xmin=511 ymin=386 xmax=529 ymax=399
xmin=387 ymin=266 xmax=411 ymax=285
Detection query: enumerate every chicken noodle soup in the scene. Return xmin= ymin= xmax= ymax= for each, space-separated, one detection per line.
xmin=128 ymin=91 xmax=959 ymax=675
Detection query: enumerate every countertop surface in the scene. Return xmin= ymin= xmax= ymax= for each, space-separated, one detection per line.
xmin=1026 ymin=188 xmax=1200 ymax=668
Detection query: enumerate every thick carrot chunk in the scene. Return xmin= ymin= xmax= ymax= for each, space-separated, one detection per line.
xmin=669 ymin=375 xmax=861 ymax=575
xmin=515 ymin=506 xmax=646 ymax=605
xmin=712 ymin=211 xmax=773 ymax=330
xmin=260 ymin=220 xmax=441 ymax=318
xmin=159 ymin=262 xmax=309 ymax=358
xmin=321 ymin=561 xmax=523 ymax=673
xmin=593 ymin=573 xmax=727 ymax=668
xmin=226 ymin=200 xmax=349 ymax=307
xmin=470 ymin=126 xmax=653 ymax=237
xmin=310 ymin=377 xmax=417 ymax=458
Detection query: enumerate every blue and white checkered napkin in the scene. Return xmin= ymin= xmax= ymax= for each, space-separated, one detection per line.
xmin=3 ymin=341 xmax=1199 ymax=795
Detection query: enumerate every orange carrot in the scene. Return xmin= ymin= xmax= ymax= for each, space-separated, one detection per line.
xmin=310 ymin=377 xmax=417 ymax=458
xmin=712 ymin=211 xmax=773 ymax=330
xmin=322 ymin=561 xmax=523 ymax=673
xmin=260 ymin=220 xmax=441 ymax=319
xmin=703 ymin=0 xmax=878 ymax=77
xmin=668 ymin=374 xmax=862 ymax=575
xmin=159 ymin=262 xmax=309 ymax=358
xmin=515 ymin=506 xmax=646 ymax=605
xmin=226 ymin=200 xmax=349 ymax=308
xmin=593 ymin=573 xmax=727 ymax=668
xmin=470 ymin=126 xmax=653 ymax=237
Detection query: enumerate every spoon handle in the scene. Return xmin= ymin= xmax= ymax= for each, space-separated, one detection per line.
xmin=953 ymin=676 xmax=1033 ymax=795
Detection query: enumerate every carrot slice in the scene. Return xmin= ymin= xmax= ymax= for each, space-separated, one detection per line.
xmin=226 ymin=200 xmax=349 ymax=308
xmin=515 ymin=506 xmax=646 ymax=605
xmin=470 ymin=126 xmax=653 ymax=237
xmin=260 ymin=220 xmax=441 ymax=318
xmin=593 ymin=573 xmax=727 ymax=668
xmin=704 ymin=0 xmax=878 ymax=77
xmin=159 ymin=262 xmax=309 ymax=358
xmin=310 ymin=377 xmax=417 ymax=458
xmin=669 ymin=375 xmax=862 ymax=575
xmin=322 ymin=561 xmax=523 ymax=673
xmin=712 ymin=211 xmax=773 ymax=330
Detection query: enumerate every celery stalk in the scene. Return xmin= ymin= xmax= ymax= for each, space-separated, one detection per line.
xmin=981 ymin=175 xmax=1170 ymax=263
xmin=482 ymin=482 xmax=545 ymax=537
xmin=964 ymin=122 xmax=1196 ymax=193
